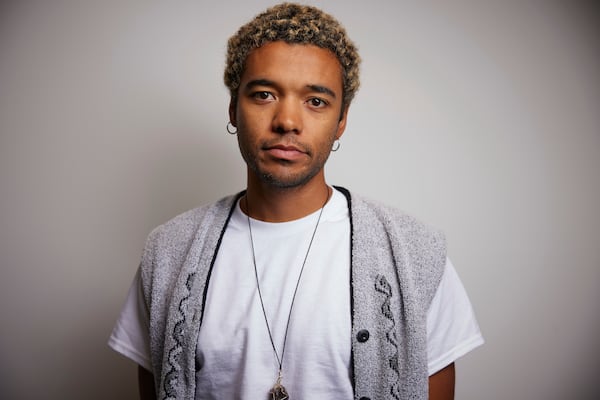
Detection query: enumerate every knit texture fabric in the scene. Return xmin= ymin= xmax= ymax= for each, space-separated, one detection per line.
xmin=139 ymin=188 xmax=446 ymax=399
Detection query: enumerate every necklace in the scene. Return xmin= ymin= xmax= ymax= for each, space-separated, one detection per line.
xmin=245 ymin=187 xmax=330 ymax=400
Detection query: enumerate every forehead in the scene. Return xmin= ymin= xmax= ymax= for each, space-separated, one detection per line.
xmin=241 ymin=41 xmax=343 ymax=93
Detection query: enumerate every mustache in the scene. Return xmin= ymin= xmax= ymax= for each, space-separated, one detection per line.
xmin=262 ymin=139 xmax=311 ymax=155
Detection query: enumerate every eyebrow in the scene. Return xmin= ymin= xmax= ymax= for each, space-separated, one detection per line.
xmin=244 ymin=79 xmax=337 ymax=99
xmin=307 ymin=84 xmax=337 ymax=99
xmin=245 ymin=79 xmax=276 ymax=90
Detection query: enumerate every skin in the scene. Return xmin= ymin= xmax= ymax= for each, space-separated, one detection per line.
xmin=138 ymin=366 xmax=156 ymax=400
xmin=230 ymin=41 xmax=347 ymax=222
xmin=138 ymin=40 xmax=455 ymax=399
xmin=429 ymin=362 xmax=456 ymax=400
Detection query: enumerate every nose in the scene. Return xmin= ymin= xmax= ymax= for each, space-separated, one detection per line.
xmin=272 ymin=98 xmax=302 ymax=134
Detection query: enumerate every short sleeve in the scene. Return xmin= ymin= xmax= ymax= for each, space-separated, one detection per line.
xmin=426 ymin=258 xmax=484 ymax=375
xmin=108 ymin=268 xmax=153 ymax=371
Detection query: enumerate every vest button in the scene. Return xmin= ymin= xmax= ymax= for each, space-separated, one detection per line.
xmin=356 ymin=329 xmax=370 ymax=342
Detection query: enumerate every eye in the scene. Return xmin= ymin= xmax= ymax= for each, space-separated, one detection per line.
xmin=307 ymin=97 xmax=328 ymax=108
xmin=252 ymin=91 xmax=274 ymax=101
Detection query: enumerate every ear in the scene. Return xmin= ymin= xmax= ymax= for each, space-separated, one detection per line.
xmin=228 ymin=98 xmax=237 ymax=126
xmin=335 ymin=106 xmax=349 ymax=140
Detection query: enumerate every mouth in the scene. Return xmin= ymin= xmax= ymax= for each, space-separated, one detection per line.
xmin=264 ymin=143 xmax=308 ymax=161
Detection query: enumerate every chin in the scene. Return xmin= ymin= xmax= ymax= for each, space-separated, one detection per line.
xmin=257 ymin=169 xmax=318 ymax=189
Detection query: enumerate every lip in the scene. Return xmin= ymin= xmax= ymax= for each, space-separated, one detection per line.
xmin=264 ymin=144 xmax=307 ymax=160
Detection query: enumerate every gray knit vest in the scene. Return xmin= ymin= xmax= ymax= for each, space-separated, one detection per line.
xmin=139 ymin=187 xmax=446 ymax=399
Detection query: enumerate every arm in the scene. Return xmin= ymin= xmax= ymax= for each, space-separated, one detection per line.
xmin=428 ymin=362 xmax=455 ymax=400
xmin=138 ymin=365 xmax=157 ymax=400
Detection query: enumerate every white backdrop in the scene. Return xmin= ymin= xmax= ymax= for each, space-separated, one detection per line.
xmin=1 ymin=1 xmax=599 ymax=399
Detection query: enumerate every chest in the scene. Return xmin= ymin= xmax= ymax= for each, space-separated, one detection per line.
xmin=196 ymin=216 xmax=353 ymax=398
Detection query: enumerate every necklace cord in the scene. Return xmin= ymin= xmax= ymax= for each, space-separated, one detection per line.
xmin=246 ymin=187 xmax=331 ymax=373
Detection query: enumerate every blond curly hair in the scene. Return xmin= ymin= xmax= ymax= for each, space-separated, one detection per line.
xmin=224 ymin=3 xmax=361 ymax=108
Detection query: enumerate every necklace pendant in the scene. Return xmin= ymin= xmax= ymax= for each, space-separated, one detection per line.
xmin=270 ymin=382 xmax=289 ymax=400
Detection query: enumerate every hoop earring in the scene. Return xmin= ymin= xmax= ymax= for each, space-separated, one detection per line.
xmin=226 ymin=121 xmax=237 ymax=135
xmin=331 ymin=139 xmax=341 ymax=152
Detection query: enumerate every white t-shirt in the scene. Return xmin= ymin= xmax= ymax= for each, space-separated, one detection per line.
xmin=108 ymin=189 xmax=483 ymax=398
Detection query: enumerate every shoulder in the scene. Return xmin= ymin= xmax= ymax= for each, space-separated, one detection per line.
xmin=138 ymin=192 xmax=242 ymax=313
xmin=338 ymin=187 xmax=447 ymax=307
xmin=144 ymin=193 xmax=241 ymax=253
xmin=139 ymin=192 xmax=242 ymax=288
xmin=338 ymin=187 xmax=445 ymax=251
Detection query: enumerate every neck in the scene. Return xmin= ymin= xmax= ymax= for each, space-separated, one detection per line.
xmin=242 ymin=174 xmax=331 ymax=222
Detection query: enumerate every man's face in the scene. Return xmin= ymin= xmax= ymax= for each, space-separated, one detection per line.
xmin=230 ymin=41 xmax=347 ymax=189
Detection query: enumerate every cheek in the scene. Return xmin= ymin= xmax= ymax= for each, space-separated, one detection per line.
xmin=237 ymin=131 xmax=252 ymax=150
xmin=312 ymin=127 xmax=339 ymax=157
xmin=236 ymin=134 xmax=253 ymax=164
xmin=324 ymin=121 xmax=343 ymax=142
xmin=236 ymin=111 xmax=264 ymax=137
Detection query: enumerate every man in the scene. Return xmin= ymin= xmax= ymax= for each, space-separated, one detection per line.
xmin=109 ymin=3 xmax=483 ymax=400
